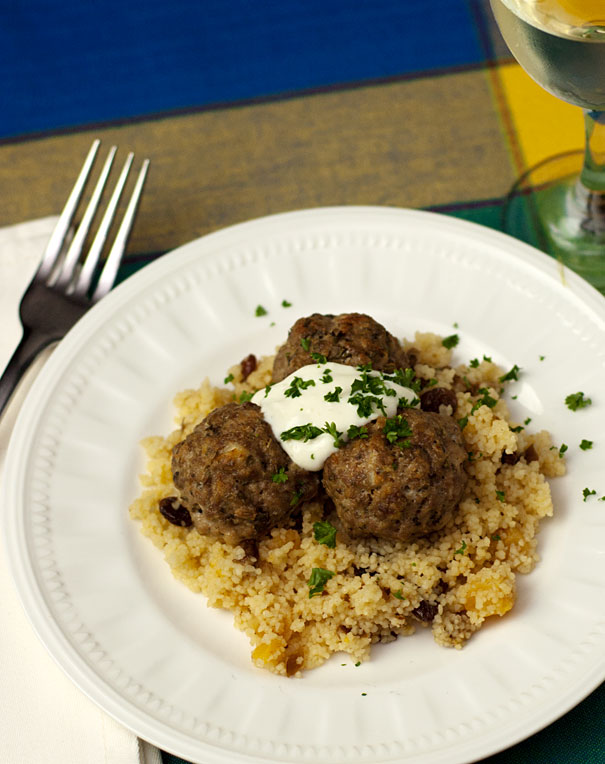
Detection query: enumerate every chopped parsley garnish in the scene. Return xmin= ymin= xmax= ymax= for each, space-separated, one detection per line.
xmin=399 ymin=395 xmax=420 ymax=408
xmin=308 ymin=567 xmax=335 ymax=597
xmin=323 ymin=421 xmax=343 ymax=448
xmin=580 ymin=439 xmax=593 ymax=450
xmin=347 ymin=424 xmax=368 ymax=440
xmin=483 ymin=355 xmax=493 ymax=363
xmin=300 ymin=337 xmax=311 ymax=351
xmin=383 ymin=415 xmax=412 ymax=448
xmin=510 ymin=425 xmax=524 ymax=433
xmin=264 ymin=384 xmax=272 ymax=397
xmin=539 ymin=355 xmax=545 ymax=361
xmin=469 ymin=358 xmax=479 ymax=368
xmin=313 ymin=520 xmax=337 ymax=548
xmin=346 ymin=368 xmax=396 ymax=417
xmin=238 ymin=390 xmax=254 ymax=402
xmin=499 ymin=364 xmax=521 ymax=382
xmin=255 ymin=305 xmax=268 ymax=317
xmin=224 ymin=373 xmax=234 ymax=384
xmin=351 ymin=370 xmax=394 ymax=397
xmin=284 ymin=376 xmax=316 ymax=398
xmin=311 ymin=351 xmax=327 ymax=364
xmin=320 ymin=368 xmax=333 ymax=383
xmin=383 ymin=367 xmax=423 ymax=395
xmin=458 ymin=416 xmax=468 ymax=430
xmin=349 ymin=392 xmax=386 ymax=418
xmin=583 ymin=488 xmax=597 ymax=502
xmin=454 ymin=540 xmax=467 ymax=555
xmin=280 ymin=423 xmax=323 ymax=442
xmin=470 ymin=388 xmax=498 ymax=414
xmin=323 ymin=386 xmax=342 ymax=403
xmin=495 ymin=490 xmax=505 ymax=502
xmin=566 ymin=392 xmax=592 ymax=411
xmin=559 ymin=443 xmax=568 ymax=457
xmin=524 ymin=417 xmax=532 ymax=425
xmin=392 ymin=589 xmax=405 ymax=600
xmin=491 ymin=534 xmax=501 ymax=541
xmin=281 ymin=299 xmax=292 ymax=307
xmin=271 ymin=467 xmax=288 ymax=484
xmin=442 ymin=334 xmax=459 ymax=349
xmin=290 ymin=487 xmax=304 ymax=506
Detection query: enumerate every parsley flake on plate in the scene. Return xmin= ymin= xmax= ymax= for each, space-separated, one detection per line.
xmin=308 ymin=567 xmax=335 ymax=597
xmin=583 ymin=488 xmax=597 ymax=502
xmin=223 ymin=373 xmax=234 ymax=384
xmin=499 ymin=364 xmax=521 ymax=382
xmin=255 ymin=305 xmax=268 ymax=317
xmin=300 ymin=337 xmax=311 ymax=351
xmin=566 ymin=392 xmax=592 ymax=411
xmin=313 ymin=520 xmax=337 ymax=548
xmin=442 ymin=334 xmax=459 ymax=349
xmin=281 ymin=299 xmax=292 ymax=307
xmin=580 ymin=439 xmax=593 ymax=450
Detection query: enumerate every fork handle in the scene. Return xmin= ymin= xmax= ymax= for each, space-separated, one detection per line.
xmin=0 ymin=329 xmax=58 ymax=418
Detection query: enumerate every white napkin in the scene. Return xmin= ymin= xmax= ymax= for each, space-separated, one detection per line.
xmin=0 ymin=218 xmax=163 ymax=764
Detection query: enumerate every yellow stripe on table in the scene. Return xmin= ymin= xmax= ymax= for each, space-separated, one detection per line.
xmin=497 ymin=62 xmax=583 ymax=170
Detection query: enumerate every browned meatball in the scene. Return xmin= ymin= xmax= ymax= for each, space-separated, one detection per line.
xmin=272 ymin=313 xmax=411 ymax=383
xmin=322 ymin=409 xmax=467 ymax=542
xmin=172 ymin=402 xmax=319 ymax=544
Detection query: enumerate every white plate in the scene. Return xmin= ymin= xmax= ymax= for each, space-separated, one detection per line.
xmin=3 ymin=206 xmax=605 ymax=764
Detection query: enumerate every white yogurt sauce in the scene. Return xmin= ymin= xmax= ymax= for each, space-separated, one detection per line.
xmin=252 ymin=362 xmax=420 ymax=471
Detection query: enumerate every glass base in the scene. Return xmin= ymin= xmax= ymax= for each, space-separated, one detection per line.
xmin=503 ymin=151 xmax=605 ymax=293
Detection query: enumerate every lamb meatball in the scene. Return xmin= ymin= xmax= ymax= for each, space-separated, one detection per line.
xmin=322 ymin=408 xmax=467 ymax=542
xmin=272 ymin=313 xmax=411 ymax=383
xmin=171 ymin=401 xmax=319 ymax=544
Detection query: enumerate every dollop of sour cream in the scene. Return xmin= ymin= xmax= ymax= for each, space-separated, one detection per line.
xmin=252 ymin=362 xmax=420 ymax=471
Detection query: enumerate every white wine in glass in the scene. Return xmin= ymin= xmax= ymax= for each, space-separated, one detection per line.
xmin=489 ymin=0 xmax=605 ymax=291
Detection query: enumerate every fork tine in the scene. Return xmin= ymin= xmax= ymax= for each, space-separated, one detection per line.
xmin=37 ymin=139 xmax=100 ymax=281
xmin=54 ymin=145 xmax=117 ymax=289
xmin=91 ymin=158 xmax=150 ymax=302
xmin=71 ymin=151 xmax=133 ymax=298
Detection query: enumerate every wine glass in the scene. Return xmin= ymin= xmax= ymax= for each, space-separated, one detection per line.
xmin=489 ymin=0 xmax=605 ymax=292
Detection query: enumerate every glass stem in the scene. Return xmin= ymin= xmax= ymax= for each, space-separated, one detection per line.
xmin=574 ymin=110 xmax=605 ymax=234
